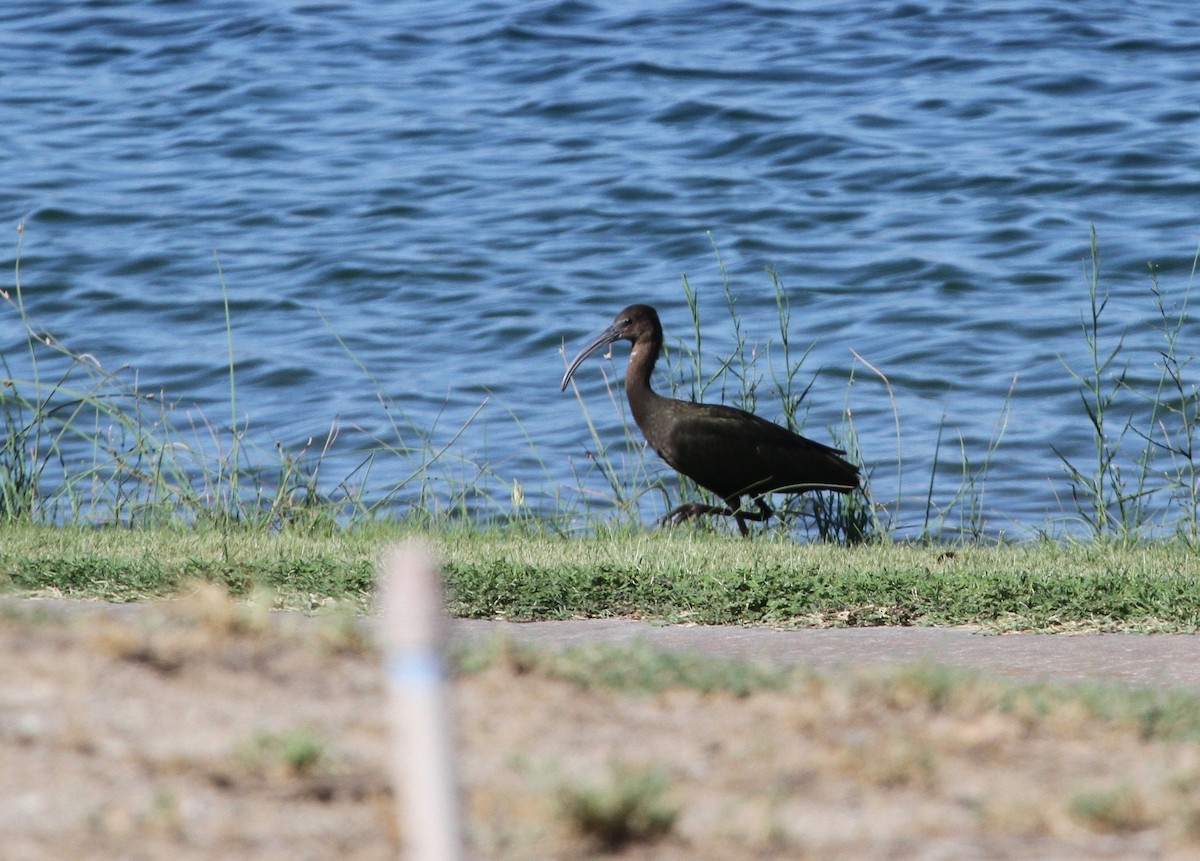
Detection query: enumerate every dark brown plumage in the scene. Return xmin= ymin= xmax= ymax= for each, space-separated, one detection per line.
xmin=561 ymin=304 xmax=860 ymax=537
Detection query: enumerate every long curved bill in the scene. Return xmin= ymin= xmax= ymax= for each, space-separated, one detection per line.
xmin=560 ymin=322 xmax=624 ymax=391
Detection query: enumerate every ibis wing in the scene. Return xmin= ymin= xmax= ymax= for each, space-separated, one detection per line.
xmin=655 ymin=401 xmax=858 ymax=500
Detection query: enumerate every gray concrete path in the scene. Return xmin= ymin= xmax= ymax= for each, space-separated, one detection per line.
xmin=10 ymin=598 xmax=1200 ymax=690
xmin=450 ymin=618 xmax=1200 ymax=690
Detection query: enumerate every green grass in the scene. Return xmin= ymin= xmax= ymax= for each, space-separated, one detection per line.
xmin=439 ymin=531 xmax=1200 ymax=631
xmin=0 ymin=524 xmax=380 ymax=605
xmin=4 ymin=524 xmax=1200 ymax=631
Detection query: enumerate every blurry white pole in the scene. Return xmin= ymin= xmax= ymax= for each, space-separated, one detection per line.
xmin=379 ymin=542 xmax=462 ymax=861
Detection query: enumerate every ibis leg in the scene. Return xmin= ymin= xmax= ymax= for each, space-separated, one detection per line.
xmin=732 ymin=497 xmax=773 ymax=537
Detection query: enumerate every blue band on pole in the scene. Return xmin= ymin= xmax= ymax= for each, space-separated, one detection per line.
xmin=388 ymin=651 xmax=443 ymax=688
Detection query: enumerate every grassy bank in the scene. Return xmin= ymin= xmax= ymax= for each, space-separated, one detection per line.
xmin=3 ymin=525 xmax=1199 ymax=631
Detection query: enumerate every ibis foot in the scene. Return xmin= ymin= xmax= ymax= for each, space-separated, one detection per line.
xmin=660 ymin=497 xmax=774 ymax=538
xmin=661 ymin=502 xmax=728 ymax=529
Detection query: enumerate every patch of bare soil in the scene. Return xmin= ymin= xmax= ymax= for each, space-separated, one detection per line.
xmin=4 ymin=594 xmax=1200 ymax=860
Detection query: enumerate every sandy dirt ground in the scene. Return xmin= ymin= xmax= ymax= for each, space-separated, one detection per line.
xmin=5 ymin=595 xmax=1200 ymax=860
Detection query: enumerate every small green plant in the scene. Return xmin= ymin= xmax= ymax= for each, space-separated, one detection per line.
xmin=1054 ymin=228 xmax=1200 ymax=543
xmin=917 ymin=376 xmax=1016 ymax=542
xmin=1069 ymin=784 xmax=1151 ymax=833
xmin=1131 ymin=249 xmax=1200 ymax=543
xmin=236 ymin=728 xmax=327 ymax=776
xmin=1054 ymin=227 xmax=1152 ymax=542
xmin=558 ymin=763 xmax=678 ymax=849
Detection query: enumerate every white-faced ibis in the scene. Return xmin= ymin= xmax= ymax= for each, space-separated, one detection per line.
xmin=560 ymin=304 xmax=860 ymax=537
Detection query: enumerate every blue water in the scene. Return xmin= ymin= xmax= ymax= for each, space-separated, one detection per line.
xmin=5 ymin=2 xmax=1200 ymax=534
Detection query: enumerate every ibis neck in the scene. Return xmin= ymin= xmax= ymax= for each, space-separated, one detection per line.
xmin=625 ymin=338 xmax=666 ymax=427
